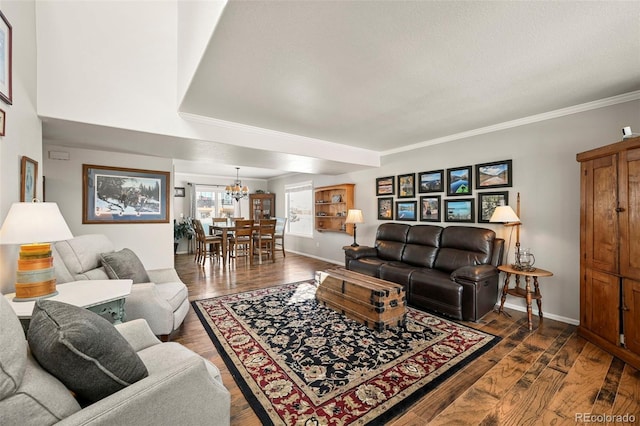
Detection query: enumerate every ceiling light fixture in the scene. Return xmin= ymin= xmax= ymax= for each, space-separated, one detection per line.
xmin=225 ymin=167 xmax=249 ymax=201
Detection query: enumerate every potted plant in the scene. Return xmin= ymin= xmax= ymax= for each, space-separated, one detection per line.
xmin=174 ymin=218 xmax=194 ymax=254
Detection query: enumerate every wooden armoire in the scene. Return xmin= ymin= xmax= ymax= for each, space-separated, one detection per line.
xmin=577 ymin=136 xmax=640 ymax=369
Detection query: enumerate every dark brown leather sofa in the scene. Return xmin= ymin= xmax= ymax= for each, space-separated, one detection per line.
xmin=343 ymin=223 xmax=504 ymax=322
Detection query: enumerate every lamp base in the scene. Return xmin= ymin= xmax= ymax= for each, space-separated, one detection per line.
xmin=14 ymin=242 xmax=58 ymax=301
xmin=13 ymin=289 xmax=58 ymax=302
xmin=350 ymin=242 xmax=359 ymax=247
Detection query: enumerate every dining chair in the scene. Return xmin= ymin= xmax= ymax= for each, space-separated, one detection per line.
xmin=211 ymin=217 xmax=228 ymax=236
xmin=193 ymin=219 xmax=222 ymax=265
xmin=274 ymin=217 xmax=287 ymax=258
xmin=228 ymin=219 xmax=254 ymax=265
xmin=253 ymin=219 xmax=276 ymax=264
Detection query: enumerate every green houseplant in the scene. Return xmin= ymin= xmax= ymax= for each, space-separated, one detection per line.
xmin=173 ymin=218 xmax=194 ymax=253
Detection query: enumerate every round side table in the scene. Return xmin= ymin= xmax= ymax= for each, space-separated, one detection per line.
xmin=497 ymin=264 xmax=553 ymax=331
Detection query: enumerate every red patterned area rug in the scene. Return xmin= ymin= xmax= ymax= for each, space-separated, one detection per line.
xmin=192 ymin=280 xmax=500 ymax=425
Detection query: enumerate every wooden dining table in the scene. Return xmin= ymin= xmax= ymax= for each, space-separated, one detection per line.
xmin=209 ymin=222 xmax=258 ymax=267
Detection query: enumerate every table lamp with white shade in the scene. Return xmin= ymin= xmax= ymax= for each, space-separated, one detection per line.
xmin=0 ymin=201 xmax=73 ymax=301
xmin=345 ymin=209 xmax=364 ymax=247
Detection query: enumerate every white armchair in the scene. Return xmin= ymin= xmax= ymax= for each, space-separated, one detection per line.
xmin=53 ymin=234 xmax=189 ymax=339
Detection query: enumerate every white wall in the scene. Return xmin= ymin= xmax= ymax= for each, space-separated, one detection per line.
xmin=0 ymin=0 xmax=43 ymax=293
xmin=43 ymin=144 xmax=174 ymax=271
xmin=269 ymin=100 xmax=640 ymax=325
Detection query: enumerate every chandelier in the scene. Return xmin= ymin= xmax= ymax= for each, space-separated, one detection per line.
xmin=225 ymin=167 xmax=249 ymax=201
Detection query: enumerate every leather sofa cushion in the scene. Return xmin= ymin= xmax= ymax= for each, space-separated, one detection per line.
xmin=402 ymin=225 xmax=442 ymax=267
xmin=375 ymin=223 xmax=410 ymax=261
xmin=28 ymin=300 xmax=148 ymax=403
xmin=347 ymin=257 xmax=386 ymax=277
xmin=409 ymin=269 xmax=463 ymax=319
xmin=379 ymin=262 xmax=418 ymax=286
xmin=434 ymin=227 xmax=495 ymax=272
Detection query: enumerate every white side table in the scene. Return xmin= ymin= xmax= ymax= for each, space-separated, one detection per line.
xmin=4 ymin=279 xmax=132 ymax=325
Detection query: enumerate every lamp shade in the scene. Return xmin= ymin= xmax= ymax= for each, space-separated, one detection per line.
xmin=345 ymin=209 xmax=364 ymax=224
xmin=0 ymin=202 xmax=73 ymax=245
xmin=489 ymin=205 xmax=521 ymax=224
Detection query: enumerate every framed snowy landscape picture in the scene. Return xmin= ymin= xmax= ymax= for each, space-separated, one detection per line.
xmin=82 ymin=164 xmax=170 ymax=224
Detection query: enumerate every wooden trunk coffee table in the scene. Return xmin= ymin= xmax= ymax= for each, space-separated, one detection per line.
xmin=315 ymin=267 xmax=407 ymax=331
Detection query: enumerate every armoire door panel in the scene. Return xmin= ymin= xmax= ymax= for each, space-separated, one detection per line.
xmin=620 ymin=148 xmax=640 ymax=280
xmin=583 ymin=155 xmax=618 ymax=273
xmin=587 ymin=269 xmax=620 ymax=345
xmin=623 ymin=279 xmax=640 ymax=354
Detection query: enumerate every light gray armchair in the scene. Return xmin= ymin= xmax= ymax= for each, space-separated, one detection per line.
xmin=53 ymin=234 xmax=189 ymax=339
xmin=0 ymin=295 xmax=230 ymax=426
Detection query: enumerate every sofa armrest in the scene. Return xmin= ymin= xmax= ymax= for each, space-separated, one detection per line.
xmin=115 ymin=319 xmax=161 ymax=352
xmin=124 ymin=282 xmax=174 ymax=335
xmin=146 ymin=268 xmax=182 ymax=284
xmin=344 ymin=245 xmax=377 ymax=260
xmin=57 ymin=357 xmax=231 ymax=426
xmin=451 ymin=264 xmax=498 ymax=283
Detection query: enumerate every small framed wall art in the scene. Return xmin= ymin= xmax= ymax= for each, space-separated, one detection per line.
xmin=478 ymin=191 xmax=509 ymax=223
xmin=377 ymin=197 xmax=393 ymax=220
xmin=376 ymin=176 xmax=395 ymax=196
xmin=0 ymin=11 xmax=12 ymax=105
xmin=397 ymin=173 xmax=415 ymax=198
xmin=445 ymin=198 xmax=475 ymax=223
xmin=420 ymin=195 xmax=441 ymax=222
xmin=418 ymin=170 xmax=444 ymax=193
xmin=174 ymin=187 xmax=186 ymax=197
xmin=20 ymin=156 xmax=37 ymax=202
xmin=476 ymin=159 xmax=512 ymax=189
xmin=395 ymin=200 xmax=417 ymax=221
xmin=447 ymin=166 xmax=472 ymax=196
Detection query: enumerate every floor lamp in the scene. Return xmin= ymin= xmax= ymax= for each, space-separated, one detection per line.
xmin=0 ymin=201 xmax=73 ymax=301
xmin=489 ymin=193 xmax=522 ymax=268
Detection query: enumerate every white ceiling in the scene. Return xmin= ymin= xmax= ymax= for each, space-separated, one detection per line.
xmin=43 ymin=1 xmax=640 ymax=179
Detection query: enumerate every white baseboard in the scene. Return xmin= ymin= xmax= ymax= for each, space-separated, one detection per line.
xmin=501 ymin=301 xmax=579 ymax=326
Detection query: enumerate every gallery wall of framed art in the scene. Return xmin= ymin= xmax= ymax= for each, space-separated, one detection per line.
xmin=375 ymin=159 xmax=513 ymax=223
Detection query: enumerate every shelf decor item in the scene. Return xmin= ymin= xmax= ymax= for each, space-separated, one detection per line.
xmin=83 ymin=164 xmax=170 ymax=224
xmin=0 ymin=201 xmax=73 ymax=301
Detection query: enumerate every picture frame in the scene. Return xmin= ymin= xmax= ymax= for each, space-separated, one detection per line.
xmin=376 ymin=176 xmax=395 ymax=196
xmin=82 ymin=164 xmax=170 ymax=224
xmin=476 ymin=159 xmax=512 ymax=189
xmin=478 ymin=191 xmax=509 ymax=223
xmin=174 ymin=187 xmax=186 ymax=197
xmin=0 ymin=11 xmax=12 ymax=105
xmin=420 ymin=195 xmax=441 ymax=222
xmin=377 ymin=197 xmax=394 ymax=220
xmin=445 ymin=198 xmax=475 ymax=223
xmin=20 ymin=156 xmax=37 ymax=202
xmin=418 ymin=169 xmax=444 ymax=193
xmin=395 ymin=200 xmax=417 ymax=221
xmin=0 ymin=108 xmax=5 ymax=136
xmin=397 ymin=173 xmax=415 ymax=198
xmin=447 ymin=166 xmax=472 ymax=196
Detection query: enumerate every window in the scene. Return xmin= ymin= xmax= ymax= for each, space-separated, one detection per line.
xmin=285 ymin=181 xmax=313 ymax=237
xmin=193 ymin=185 xmax=234 ymax=225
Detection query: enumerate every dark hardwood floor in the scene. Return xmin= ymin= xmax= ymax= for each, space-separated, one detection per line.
xmin=172 ymin=252 xmax=640 ymax=425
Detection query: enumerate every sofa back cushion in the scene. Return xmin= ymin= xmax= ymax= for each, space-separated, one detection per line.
xmin=375 ymin=223 xmax=410 ymax=261
xmin=434 ymin=226 xmax=495 ymax=273
xmin=54 ymin=234 xmax=114 ymax=281
xmin=402 ymin=225 xmax=443 ymax=267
